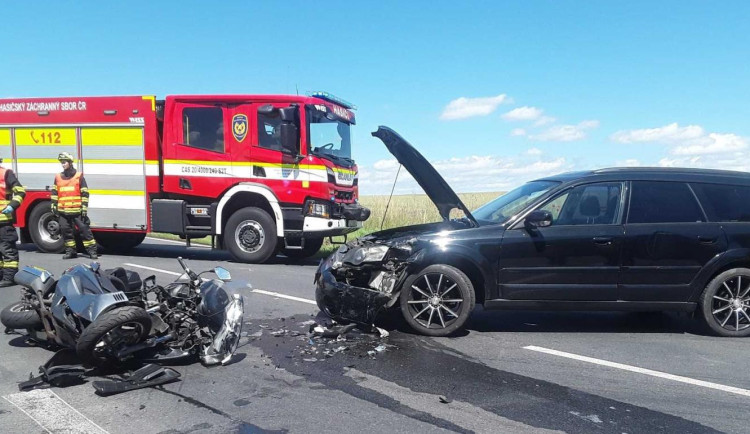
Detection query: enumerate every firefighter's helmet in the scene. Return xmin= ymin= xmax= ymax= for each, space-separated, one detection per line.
xmin=57 ymin=152 xmax=74 ymax=163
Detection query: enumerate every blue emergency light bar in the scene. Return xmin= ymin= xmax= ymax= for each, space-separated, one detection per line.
xmin=309 ymin=91 xmax=357 ymax=110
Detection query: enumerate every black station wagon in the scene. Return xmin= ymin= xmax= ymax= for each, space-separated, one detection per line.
xmin=315 ymin=127 xmax=750 ymax=337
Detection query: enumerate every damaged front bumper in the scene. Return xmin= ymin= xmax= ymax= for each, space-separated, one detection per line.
xmin=315 ymin=244 xmax=411 ymax=324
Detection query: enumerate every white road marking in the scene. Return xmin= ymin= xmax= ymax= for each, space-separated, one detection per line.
xmin=123 ymin=263 xmax=181 ymax=276
xmin=4 ymin=389 xmax=108 ymax=434
xmin=123 ymin=263 xmax=317 ymax=305
xmin=343 ymin=368 xmax=560 ymax=434
xmin=144 ymin=236 xmax=210 ymax=248
xmin=251 ymin=289 xmax=317 ymax=305
xmin=524 ymin=345 xmax=750 ymax=398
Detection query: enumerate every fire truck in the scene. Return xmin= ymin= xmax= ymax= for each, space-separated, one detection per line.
xmin=0 ymin=93 xmax=370 ymax=263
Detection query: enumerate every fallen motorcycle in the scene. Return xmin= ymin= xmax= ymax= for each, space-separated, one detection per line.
xmin=1 ymin=257 xmax=244 ymax=367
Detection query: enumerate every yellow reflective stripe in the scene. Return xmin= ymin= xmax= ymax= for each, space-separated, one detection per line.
xmin=81 ymin=128 xmax=143 ymax=146
xmin=81 ymin=159 xmax=144 ymax=164
xmin=165 ymin=159 xmax=328 ymax=170
xmin=12 ymin=186 xmax=25 ymax=192
xmin=82 ymin=240 xmax=96 ymax=247
xmin=16 ymin=158 xmax=61 ymax=163
xmin=14 ymin=128 xmax=76 ymax=146
xmin=88 ymin=190 xmax=144 ymax=196
xmin=142 ymin=95 xmax=156 ymax=111
xmin=0 ymin=129 xmax=9 ymax=146
xmin=2 ymin=261 xmax=18 ymax=268
xmin=11 ymin=195 xmax=23 ymax=203
xmin=65 ymin=241 xmax=76 ymax=247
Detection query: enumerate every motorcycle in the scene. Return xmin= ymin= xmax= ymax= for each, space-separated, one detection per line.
xmin=0 ymin=258 xmax=244 ymax=367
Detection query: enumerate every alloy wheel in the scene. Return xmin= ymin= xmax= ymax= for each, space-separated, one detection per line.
xmin=711 ymin=275 xmax=750 ymax=332
xmin=406 ymin=272 xmax=465 ymax=330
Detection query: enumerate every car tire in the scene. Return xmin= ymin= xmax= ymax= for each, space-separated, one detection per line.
xmin=28 ymin=201 xmax=65 ymax=253
xmin=283 ymin=237 xmax=324 ymax=259
xmin=0 ymin=301 xmax=42 ymax=330
xmin=224 ymin=207 xmax=278 ymax=264
xmin=399 ymin=264 xmax=475 ymax=337
xmin=76 ymin=306 xmax=152 ymax=366
xmin=699 ymin=267 xmax=750 ymax=337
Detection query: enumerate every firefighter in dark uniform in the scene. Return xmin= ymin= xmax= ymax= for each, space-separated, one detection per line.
xmin=51 ymin=152 xmax=97 ymax=260
xmin=0 ymin=158 xmax=25 ymax=287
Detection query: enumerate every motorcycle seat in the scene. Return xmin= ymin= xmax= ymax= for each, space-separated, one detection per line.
xmin=104 ymin=267 xmax=142 ymax=293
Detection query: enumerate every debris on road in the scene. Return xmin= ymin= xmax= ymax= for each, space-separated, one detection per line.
xmin=251 ymin=317 xmax=396 ymax=365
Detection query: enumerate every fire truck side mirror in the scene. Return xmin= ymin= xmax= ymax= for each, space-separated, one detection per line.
xmin=279 ymin=123 xmax=299 ymax=155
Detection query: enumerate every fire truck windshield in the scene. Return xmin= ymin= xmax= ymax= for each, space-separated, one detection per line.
xmin=307 ymin=109 xmax=353 ymax=165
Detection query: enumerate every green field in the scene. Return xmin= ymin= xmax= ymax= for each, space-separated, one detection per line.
xmin=148 ymin=192 xmax=505 ymax=257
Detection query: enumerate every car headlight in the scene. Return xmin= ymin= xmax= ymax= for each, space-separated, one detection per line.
xmin=344 ymin=245 xmax=389 ymax=265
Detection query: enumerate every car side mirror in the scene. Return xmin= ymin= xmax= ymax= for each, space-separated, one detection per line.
xmin=525 ymin=210 xmax=553 ymax=229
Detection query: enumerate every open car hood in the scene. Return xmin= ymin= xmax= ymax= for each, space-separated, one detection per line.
xmin=372 ymin=126 xmax=477 ymax=226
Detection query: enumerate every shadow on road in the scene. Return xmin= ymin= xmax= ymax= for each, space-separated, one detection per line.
xmin=19 ymin=242 xmax=322 ymax=267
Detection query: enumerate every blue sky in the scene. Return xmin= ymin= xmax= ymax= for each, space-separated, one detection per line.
xmin=2 ymin=1 xmax=749 ymax=195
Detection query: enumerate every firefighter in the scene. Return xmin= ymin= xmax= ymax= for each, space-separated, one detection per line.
xmin=52 ymin=152 xmax=97 ymax=260
xmin=0 ymin=158 xmax=25 ymax=287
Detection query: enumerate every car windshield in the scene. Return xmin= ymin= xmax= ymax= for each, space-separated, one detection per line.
xmin=472 ymin=180 xmax=560 ymax=225
xmin=308 ymin=110 xmax=353 ymax=162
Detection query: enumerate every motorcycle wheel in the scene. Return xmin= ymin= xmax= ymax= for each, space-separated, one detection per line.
xmin=0 ymin=301 xmax=42 ymax=330
xmin=76 ymin=306 xmax=152 ymax=366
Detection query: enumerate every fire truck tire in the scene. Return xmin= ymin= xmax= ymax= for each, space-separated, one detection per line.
xmin=224 ymin=207 xmax=277 ymax=263
xmin=283 ymin=237 xmax=324 ymax=258
xmin=28 ymin=201 xmax=65 ymax=253
xmin=95 ymin=232 xmax=146 ymax=252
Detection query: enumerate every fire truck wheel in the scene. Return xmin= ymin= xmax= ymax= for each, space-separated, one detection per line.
xmin=283 ymin=237 xmax=324 ymax=258
xmin=225 ymin=207 xmax=277 ymax=263
xmin=28 ymin=201 xmax=65 ymax=253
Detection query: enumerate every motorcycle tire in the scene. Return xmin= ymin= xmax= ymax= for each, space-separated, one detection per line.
xmin=76 ymin=306 xmax=152 ymax=367
xmin=1 ymin=301 xmax=42 ymax=330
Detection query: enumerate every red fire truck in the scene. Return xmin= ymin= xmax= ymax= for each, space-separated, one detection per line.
xmin=0 ymin=93 xmax=370 ymax=263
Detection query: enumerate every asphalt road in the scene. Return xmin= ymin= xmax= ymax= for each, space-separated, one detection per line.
xmin=0 ymin=238 xmax=748 ymax=433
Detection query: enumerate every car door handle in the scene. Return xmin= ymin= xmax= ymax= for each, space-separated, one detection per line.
xmin=592 ymin=236 xmax=614 ymax=245
xmin=698 ymin=236 xmax=717 ymax=244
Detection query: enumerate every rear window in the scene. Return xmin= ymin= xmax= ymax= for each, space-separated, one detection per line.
xmin=691 ymin=183 xmax=750 ymax=222
xmin=627 ymin=181 xmax=705 ymax=224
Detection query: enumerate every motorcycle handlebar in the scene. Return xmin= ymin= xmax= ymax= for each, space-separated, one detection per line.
xmin=177 ymin=257 xmax=199 ymax=282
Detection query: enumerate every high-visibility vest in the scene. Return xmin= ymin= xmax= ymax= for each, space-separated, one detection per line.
xmin=0 ymin=168 xmax=12 ymax=223
xmin=55 ymin=172 xmax=83 ymax=214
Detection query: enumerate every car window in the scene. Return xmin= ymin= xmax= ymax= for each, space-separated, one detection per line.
xmin=690 ymin=183 xmax=750 ymax=222
xmin=627 ymin=181 xmax=705 ymax=224
xmin=257 ymin=111 xmax=283 ymax=150
xmin=538 ymin=182 xmax=622 ymax=226
xmin=182 ymin=107 xmax=225 ymax=153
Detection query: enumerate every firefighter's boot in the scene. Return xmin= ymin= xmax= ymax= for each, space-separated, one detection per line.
xmin=0 ymin=268 xmax=17 ymax=287
xmin=87 ymin=246 xmax=98 ymax=260
xmin=62 ymin=249 xmax=77 ymax=260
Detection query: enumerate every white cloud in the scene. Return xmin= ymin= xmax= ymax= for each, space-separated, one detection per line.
xmin=358 ymin=152 xmax=573 ymax=195
xmin=672 ymin=133 xmax=747 ymax=155
xmin=611 ymin=123 xmax=705 ymax=144
xmin=526 ymin=147 xmax=543 ymax=155
xmin=440 ymin=94 xmax=511 ymax=120
xmin=615 ymin=159 xmax=641 ymax=167
xmin=610 ymin=123 xmax=749 ymax=156
xmin=534 ymin=116 xmax=556 ymax=126
xmin=510 ymin=128 xmax=526 ymax=137
xmin=529 ymin=120 xmax=600 ymax=142
xmin=501 ymin=106 xmax=543 ymax=122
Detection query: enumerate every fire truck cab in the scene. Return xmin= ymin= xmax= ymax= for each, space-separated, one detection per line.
xmin=0 ymin=92 xmax=369 ymax=263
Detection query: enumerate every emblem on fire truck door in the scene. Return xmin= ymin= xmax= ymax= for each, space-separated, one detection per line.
xmin=232 ymin=114 xmax=248 ymax=143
